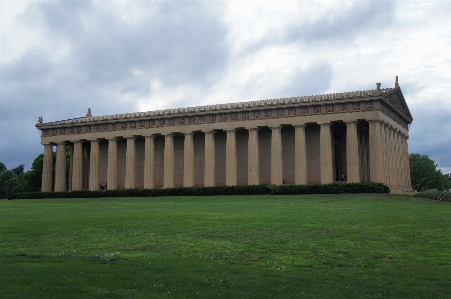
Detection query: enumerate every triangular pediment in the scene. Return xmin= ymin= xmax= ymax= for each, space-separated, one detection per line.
xmin=382 ymin=87 xmax=413 ymax=123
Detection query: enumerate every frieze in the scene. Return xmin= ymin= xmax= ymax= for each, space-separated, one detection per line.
xmin=352 ymin=102 xmax=361 ymax=112
xmin=139 ymin=121 xmax=146 ymax=129
xmin=38 ymin=87 xmax=396 ymax=127
xmin=40 ymin=98 xmax=408 ymax=137
xmin=326 ymin=105 xmax=334 ymax=114
xmin=313 ymin=106 xmax=320 ymax=115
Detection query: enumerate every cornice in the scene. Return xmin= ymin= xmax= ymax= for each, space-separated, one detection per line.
xmin=36 ymin=87 xmax=395 ymax=128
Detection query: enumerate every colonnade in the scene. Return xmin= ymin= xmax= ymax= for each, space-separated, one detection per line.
xmin=41 ymin=119 xmax=411 ymax=192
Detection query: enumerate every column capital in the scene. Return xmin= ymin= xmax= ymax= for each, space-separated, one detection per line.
xmin=182 ymin=131 xmax=195 ymax=136
xmin=269 ymin=125 xmax=282 ymax=130
xmin=246 ymin=127 xmax=259 ymax=131
xmin=224 ymin=128 xmax=237 ymax=133
xmin=203 ymin=130 xmax=216 ymax=134
xmin=107 ymin=137 xmax=120 ymax=141
xmin=317 ymin=122 xmax=331 ymax=126
xmin=344 ymin=119 xmax=359 ymax=124
xmin=55 ymin=141 xmax=67 ymax=145
xmin=71 ymin=140 xmax=84 ymax=144
xmin=88 ymin=138 xmax=101 ymax=142
xmin=366 ymin=118 xmax=382 ymax=123
xmin=124 ymin=136 xmax=138 ymax=140
xmin=293 ymin=123 xmax=307 ymax=128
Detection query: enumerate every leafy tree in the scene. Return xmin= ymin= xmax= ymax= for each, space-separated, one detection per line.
xmin=22 ymin=155 xmax=44 ymax=192
xmin=409 ymin=153 xmax=451 ymax=191
xmin=11 ymin=164 xmax=25 ymax=176
xmin=0 ymin=165 xmax=23 ymax=198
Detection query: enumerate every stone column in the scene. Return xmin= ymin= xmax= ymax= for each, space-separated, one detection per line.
xmin=204 ymin=130 xmax=216 ymax=187
xmin=41 ymin=143 xmax=53 ymax=192
xmin=125 ymin=137 xmax=136 ymax=189
xmin=144 ymin=135 xmax=155 ymax=189
xmin=72 ymin=140 xmax=84 ymax=191
xmin=319 ymin=123 xmax=333 ymax=184
xmin=382 ymin=124 xmax=390 ymax=185
xmin=54 ymin=142 xmax=67 ymax=192
xmin=394 ymin=131 xmax=402 ymax=190
xmin=247 ymin=127 xmax=260 ymax=185
xmin=164 ymin=134 xmax=175 ymax=188
xmin=294 ymin=124 xmax=308 ymax=185
xmin=270 ymin=126 xmax=283 ymax=185
xmin=368 ymin=120 xmax=383 ymax=183
xmin=89 ymin=139 xmax=100 ymax=191
xmin=345 ymin=121 xmax=360 ymax=183
xmin=107 ymin=138 xmax=118 ymax=190
xmin=388 ymin=127 xmax=395 ymax=188
xmin=404 ymin=135 xmax=412 ymax=189
xmin=225 ymin=129 xmax=237 ymax=186
xmin=68 ymin=144 xmax=73 ymax=191
xmin=183 ymin=132 xmax=194 ymax=187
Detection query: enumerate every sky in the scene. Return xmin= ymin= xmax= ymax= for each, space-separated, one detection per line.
xmin=1 ymin=0 xmax=450 ymax=174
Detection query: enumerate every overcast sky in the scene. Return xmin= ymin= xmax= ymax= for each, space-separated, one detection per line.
xmin=1 ymin=0 xmax=450 ymax=174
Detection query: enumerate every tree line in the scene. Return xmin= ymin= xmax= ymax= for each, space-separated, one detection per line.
xmin=0 ymin=150 xmax=450 ymax=198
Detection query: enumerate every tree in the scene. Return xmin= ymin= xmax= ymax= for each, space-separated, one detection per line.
xmin=409 ymin=153 xmax=451 ymax=191
xmin=0 ymin=165 xmax=23 ymax=198
xmin=22 ymin=155 xmax=44 ymax=192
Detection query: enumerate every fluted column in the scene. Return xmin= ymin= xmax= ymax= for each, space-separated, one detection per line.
xmin=368 ymin=120 xmax=383 ymax=183
xmin=225 ymin=129 xmax=237 ymax=186
xmin=395 ymin=131 xmax=402 ymax=190
xmin=125 ymin=137 xmax=136 ymax=189
xmin=89 ymin=139 xmax=100 ymax=191
xmin=144 ymin=135 xmax=155 ymax=189
xmin=41 ymin=143 xmax=53 ymax=192
xmin=72 ymin=140 xmax=84 ymax=191
xmin=382 ymin=124 xmax=390 ymax=185
xmin=54 ymin=142 xmax=67 ymax=192
xmin=294 ymin=124 xmax=308 ymax=185
xmin=68 ymin=144 xmax=73 ymax=191
xmin=183 ymin=132 xmax=194 ymax=187
xmin=204 ymin=130 xmax=216 ymax=187
xmin=346 ymin=121 xmax=360 ymax=183
xmin=270 ymin=126 xmax=283 ymax=185
xmin=319 ymin=123 xmax=333 ymax=184
xmin=107 ymin=138 xmax=118 ymax=190
xmin=388 ymin=127 xmax=395 ymax=188
xmin=404 ymin=135 xmax=412 ymax=189
xmin=164 ymin=134 xmax=175 ymax=188
xmin=248 ymin=127 xmax=260 ymax=185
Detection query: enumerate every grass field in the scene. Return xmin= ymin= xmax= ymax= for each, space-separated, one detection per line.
xmin=1 ymin=194 xmax=450 ymax=298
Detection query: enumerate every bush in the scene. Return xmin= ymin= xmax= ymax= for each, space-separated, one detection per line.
xmin=7 ymin=182 xmax=390 ymax=200
xmin=414 ymin=191 xmax=451 ymax=202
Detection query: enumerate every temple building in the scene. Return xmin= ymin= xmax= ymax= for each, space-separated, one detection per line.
xmin=36 ymin=78 xmax=412 ymax=192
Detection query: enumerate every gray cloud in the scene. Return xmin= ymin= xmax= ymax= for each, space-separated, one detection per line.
xmin=243 ymin=0 xmax=395 ymax=54
xmin=1 ymin=0 xmax=230 ymax=169
xmin=286 ymin=1 xmax=395 ymax=44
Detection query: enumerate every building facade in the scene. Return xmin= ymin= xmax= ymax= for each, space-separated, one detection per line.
xmin=36 ymin=79 xmax=413 ymax=192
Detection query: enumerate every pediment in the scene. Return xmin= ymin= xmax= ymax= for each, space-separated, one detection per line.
xmin=383 ymin=88 xmax=413 ymax=123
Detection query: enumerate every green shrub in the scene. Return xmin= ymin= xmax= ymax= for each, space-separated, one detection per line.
xmin=7 ymin=182 xmax=389 ymax=200
xmin=415 ymin=191 xmax=451 ymax=202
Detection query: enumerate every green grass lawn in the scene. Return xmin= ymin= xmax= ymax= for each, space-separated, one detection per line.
xmin=1 ymin=194 xmax=450 ymax=298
